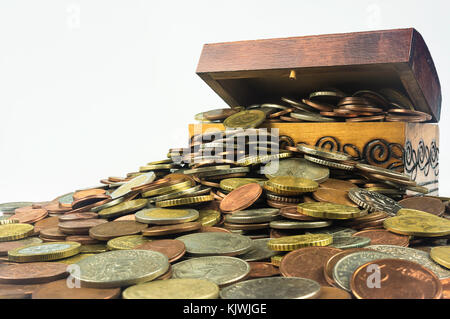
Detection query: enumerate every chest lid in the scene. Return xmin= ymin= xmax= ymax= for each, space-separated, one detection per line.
xmin=196 ymin=28 xmax=441 ymax=122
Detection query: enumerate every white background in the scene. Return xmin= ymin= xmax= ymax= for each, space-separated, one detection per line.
xmin=0 ymin=0 xmax=449 ymax=202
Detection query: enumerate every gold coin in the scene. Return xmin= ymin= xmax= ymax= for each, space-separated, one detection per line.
xmin=57 ymin=253 xmax=94 ymax=265
xmin=430 ymin=246 xmax=450 ymax=269
xmin=267 ymin=234 xmax=333 ymax=251
xmin=297 ymin=202 xmax=363 ymax=220
xmin=0 ymin=224 xmax=34 ymax=242
xmin=223 ymin=110 xmax=266 ymax=129
xmin=80 ymin=244 xmax=108 ymax=253
xmin=197 ymin=209 xmax=221 ymax=227
xmin=135 ymin=208 xmax=199 ymax=224
xmin=107 ymin=235 xmax=152 ymax=250
xmin=98 ymin=199 xmax=148 ymax=219
xmin=220 ymin=178 xmax=266 ymax=192
xmin=265 ymin=176 xmax=318 ymax=194
xmin=396 ymin=208 xmax=437 ymax=218
xmin=139 ymin=164 xmax=175 ymax=172
xmin=8 ymin=241 xmax=81 ymax=262
xmin=271 ymin=255 xmax=284 ymax=267
xmin=147 ymin=159 xmax=173 ymax=165
xmin=155 ymin=194 xmax=214 ymax=208
xmin=141 ymin=180 xmax=192 ymax=198
xmin=122 ymin=278 xmax=219 ymax=299
xmin=383 ymin=215 xmax=450 ymax=237
xmin=110 ymin=172 xmax=156 ymax=199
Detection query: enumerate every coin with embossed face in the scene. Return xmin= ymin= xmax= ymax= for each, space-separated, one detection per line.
xmin=348 ymin=188 xmax=402 ymax=215
xmin=263 ymin=158 xmax=329 ymax=182
xmin=220 ymin=277 xmax=321 ymax=299
xmin=176 ymin=232 xmax=252 ymax=257
xmin=223 ymin=110 xmax=266 ymax=129
xmin=172 ymin=256 xmax=250 ymax=287
xmin=73 ymin=250 xmax=169 ymax=288
xmin=135 ymin=208 xmax=199 ymax=225
xmin=8 ymin=242 xmax=81 ymax=262
xmin=123 ymin=278 xmax=219 ymax=299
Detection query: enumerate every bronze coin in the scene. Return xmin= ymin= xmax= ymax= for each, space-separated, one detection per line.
xmin=320 ymin=111 xmax=358 ymax=118
xmin=58 ymin=219 xmax=108 ymax=235
xmin=323 ymin=248 xmax=370 ymax=286
xmin=156 ymin=265 xmax=173 ymax=280
xmin=266 ymin=200 xmax=294 ymax=209
xmin=280 ymin=247 xmax=342 ymax=286
xmin=58 ymin=212 xmax=99 ymax=222
xmin=345 ymin=115 xmax=386 ymax=122
xmin=14 ymin=206 xmax=38 ymax=215
xmin=39 ymin=227 xmax=67 ymax=240
xmin=352 ymin=229 xmax=409 ymax=246
xmin=72 ymin=189 xmax=106 ymax=201
xmin=135 ymin=239 xmax=185 ymax=263
xmin=316 ymin=286 xmax=352 ymax=299
xmin=0 ymin=283 xmax=42 ymax=299
xmin=248 ymin=262 xmax=280 ymax=278
xmin=279 ymin=206 xmax=319 ymax=221
xmin=42 ymin=202 xmax=72 ymax=214
xmin=34 ymin=216 xmax=60 ymax=234
xmin=224 ymin=222 xmax=270 ymax=231
xmin=65 ymin=235 xmax=100 ymax=245
xmin=220 ymin=183 xmax=262 ymax=213
xmin=302 ymin=99 xmax=334 ymax=112
xmin=340 ymin=211 xmax=388 ymax=226
xmin=89 ymin=221 xmax=148 ymax=241
xmin=268 ymin=108 xmax=295 ymax=119
xmin=319 ymin=178 xmax=357 ymax=191
xmin=199 ymin=226 xmax=231 ymax=233
xmin=351 ymin=258 xmax=443 ymax=299
xmin=70 ymin=194 xmax=111 ymax=210
xmin=441 ymin=278 xmax=450 ymax=299
xmin=113 ymin=214 xmax=136 ymax=221
xmin=398 ymin=197 xmax=445 ymax=216
xmin=269 ymin=228 xmax=302 ymax=239
xmin=0 ymin=238 xmax=43 ymax=257
xmin=0 ymin=262 xmax=68 ymax=284
xmin=312 ymin=188 xmax=358 ymax=207
xmin=279 ymin=116 xmax=303 ymax=122
xmin=10 ymin=208 xmax=48 ymax=224
xmin=32 ymin=279 xmax=120 ymax=299
xmin=352 ymin=218 xmax=387 ymax=230
xmin=141 ymin=222 xmax=201 ymax=237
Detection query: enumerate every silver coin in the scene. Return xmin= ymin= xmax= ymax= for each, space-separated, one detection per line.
xmin=171 ymin=256 xmax=250 ymax=287
xmin=270 ymin=220 xmax=333 ymax=230
xmin=368 ymin=244 xmax=450 ymax=279
xmin=330 ymin=236 xmax=371 ymax=249
xmin=73 ymin=249 xmax=169 ymax=288
xmin=238 ymin=238 xmax=279 ymax=262
xmin=333 ymin=250 xmax=391 ymax=291
xmin=348 ymin=188 xmax=402 ymax=216
xmin=0 ymin=202 xmax=34 ymax=213
xmin=263 ymin=158 xmax=329 ymax=182
xmin=135 ymin=208 xmax=199 ymax=225
xmin=225 ymin=208 xmax=280 ymax=224
xmin=110 ymin=172 xmax=156 ymax=200
xmin=220 ymin=277 xmax=321 ymax=299
xmin=176 ymin=232 xmax=253 ymax=257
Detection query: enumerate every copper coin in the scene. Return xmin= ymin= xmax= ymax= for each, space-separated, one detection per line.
xmin=0 ymin=283 xmax=42 ymax=299
xmin=156 ymin=265 xmax=173 ymax=280
xmin=312 ymin=188 xmax=358 ymax=207
xmin=39 ymin=227 xmax=67 ymax=240
xmin=135 ymin=239 xmax=185 ymax=263
xmin=58 ymin=212 xmax=99 ymax=222
xmin=266 ymin=200 xmax=294 ymax=209
xmin=224 ymin=222 xmax=269 ymax=231
xmin=142 ymin=222 xmax=201 ymax=237
xmin=0 ymin=238 xmax=43 ymax=256
xmin=65 ymin=235 xmax=100 ymax=245
xmin=248 ymin=262 xmax=280 ymax=278
xmin=352 ymin=229 xmax=409 ymax=246
xmin=316 ymin=286 xmax=352 ymax=299
xmin=199 ymin=226 xmax=231 ymax=233
xmin=42 ymin=202 xmax=72 ymax=214
xmin=0 ymin=262 xmax=68 ymax=284
xmin=398 ymin=197 xmax=445 ymax=217
xmin=320 ymin=111 xmax=358 ymax=118
xmin=319 ymin=178 xmax=357 ymax=191
xmin=302 ymin=99 xmax=334 ymax=112
xmin=303 ymin=196 xmax=317 ymax=203
xmin=345 ymin=115 xmax=386 ymax=122
xmin=280 ymin=116 xmax=303 ymax=122
xmin=280 ymin=247 xmax=342 ymax=286
xmin=10 ymin=208 xmax=48 ymax=224
xmin=268 ymin=108 xmax=295 ymax=119
xmin=71 ymin=194 xmax=111 ymax=210
xmin=269 ymin=228 xmax=301 ymax=239
xmin=72 ymin=189 xmax=106 ymax=201
xmin=220 ymin=183 xmax=262 ymax=213
xmin=113 ymin=214 xmax=136 ymax=221
xmin=58 ymin=219 xmax=108 ymax=235
xmin=441 ymin=278 xmax=450 ymax=299
xmin=88 ymin=221 xmax=148 ymax=241
xmin=351 ymin=258 xmax=443 ymax=299
xmin=32 ymin=279 xmax=121 ymax=299
xmin=323 ymin=248 xmax=370 ymax=286
xmin=34 ymin=216 xmax=60 ymax=234
xmin=14 ymin=206 xmax=38 ymax=215
xmin=279 ymin=206 xmax=319 ymax=221
xmin=352 ymin=219 xmax=387 ymax=230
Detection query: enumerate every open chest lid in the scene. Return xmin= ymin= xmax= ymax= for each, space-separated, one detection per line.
xmin=196 ymin=28 xmax=442 ymax=122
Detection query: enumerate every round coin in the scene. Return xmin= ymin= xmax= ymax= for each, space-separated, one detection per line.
xmin=98 ymin=199 xmax=148 ymax=219
xmin=398 ymin=197 xmax=445 ymax=217
xmin=297 ymin=202 xmax=363 ymax=219
xmin=225 ymin=208 xmax=279 ymax=224
xmin=171 ymin=256 xmax=250 ymax=287
xmin=329 ymin=236 xmax=371 ymax=249
xmin=312 ymin=188 xmax=358 ymax=207
xmin=237 ymin=238 xmax=279 ymax=262
xmin=106 ymin=235 xmax=151 ymax=250
xmin=383 ymin=215 xmax=450 ymax=237
xmin=348 ymin=188 xmax=403 ymax=215
xmin=58 ymin=219 xmax=108 ymax=235
xmin=32 ymin=279 xmax=120 ymax=299
xmin=0 ymin=237 xmax=43 ymax=256
xmin=223 ymin=110 xmax=266 ymax=129
xmin=176 ymin=232 xmax=252 ymax=257
xmin=296 ymin=144 xmax=352 ymax=161
xmin=0 ymin=224 xmax=34 ymax=242
xmin=72 ymin=250 xmax=169 ymax=288
xmin=8 ymin=242 xmax=81 ymax=262
xmin=219 ymin=183 xmax=262 ymax=213
xmin=123 ymin=278 xmax=219 ymax=299
xmin=220 ymin=178 xmax=266 ymax=192
xmin=265 ymin=176 xmax=318 ymax=195
xmin=430 ymin=246 xmax=450 ymax=269
xmin=89 ymin=221 xmax=148 ymax=241
xmin=142 ymin=222 xmax=202 ymax=237
xmin=269 ymin=220 xmax=332 ymax=229
xmin=135 ymin=239 xmax=186 ymax=263
xmin=0 ymin=262 xmax=68 ymax=284
xmin=268 ymin=233 xmax=333 ymax=251
xmin=110 ymin=172 xmax=156 ymax=199
xmin=352 ymin=229 xmax=409 ymax=246
xmin=220 ymin=277 xmax=321 ymax=299
xmin=135 ymin=208 xmax=199 ymax=225
xmin=263 ymin=158 xmax=329 ymax=182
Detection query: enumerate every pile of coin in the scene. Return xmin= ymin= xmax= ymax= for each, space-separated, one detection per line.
xmin=195 ymin=88 xmax=432 ymax=125
xmin=1 ymin=126 xmax=449 ymax=299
